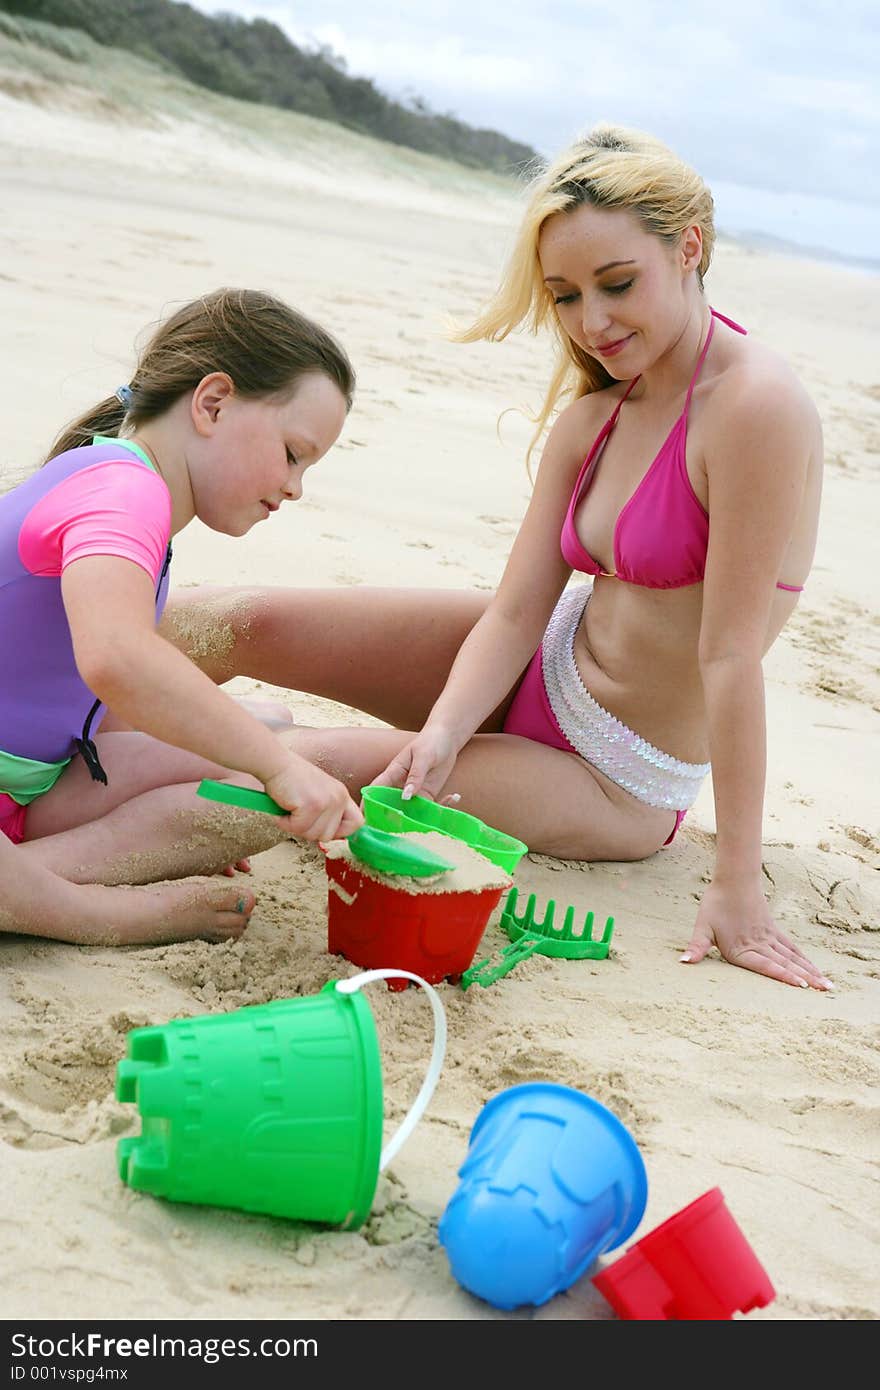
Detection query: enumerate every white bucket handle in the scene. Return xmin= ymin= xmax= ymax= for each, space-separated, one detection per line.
xmin=335 ymin=969 xmax=447 ymax=1171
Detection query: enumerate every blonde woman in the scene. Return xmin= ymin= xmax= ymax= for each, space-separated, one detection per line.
xmin=164 ymin=126 xmax=827 ymax=990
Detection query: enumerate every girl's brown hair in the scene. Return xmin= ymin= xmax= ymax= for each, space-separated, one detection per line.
xmin=46 ymin=288 xmax=355 ymax=461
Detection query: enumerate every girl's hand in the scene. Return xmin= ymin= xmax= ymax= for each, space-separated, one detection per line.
xmin=681 ymin=879 xmax=833 ymax=990
xmin=370 ymin=726 xmax=459 ymax=803
xmin=221 ymin=858 xmax=251 ymax=876
xmin=264 ymin=757 xmax=363 ymax=842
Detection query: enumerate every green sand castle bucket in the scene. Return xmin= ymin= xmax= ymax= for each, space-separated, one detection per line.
xmin=115 ymin=969 xmax=446 ymax=1229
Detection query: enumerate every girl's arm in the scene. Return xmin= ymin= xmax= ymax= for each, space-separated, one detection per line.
xmin=61 ymin=557 xmax=362 ymax=842
xmin=374 ymin=397 xmax=594 ymax=799
xmin=98 ymin=694 xmax=294 ymax=735
xmin=684 ymin=366 xmax=830 ymax=988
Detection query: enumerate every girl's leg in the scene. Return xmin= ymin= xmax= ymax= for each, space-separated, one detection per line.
xmin=21 ymin=731 xmax=288 ymax=885
xmin=21 ymin=783 xmax=285 ymax=886
xmin=0 ymin=833 xmax=255 ymax=946
xmin=159 ymin=585 xmax=499 ymax=730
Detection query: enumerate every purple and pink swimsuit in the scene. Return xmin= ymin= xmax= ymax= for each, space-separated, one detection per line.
xmin=0 ymin=437 xmax=172 ymax=842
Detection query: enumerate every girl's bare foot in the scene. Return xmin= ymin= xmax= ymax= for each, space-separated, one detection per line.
xmin=104 ymin=878 xmax=257 ymax=945
xmin=0 ymin=875 xmax=256 ymax=947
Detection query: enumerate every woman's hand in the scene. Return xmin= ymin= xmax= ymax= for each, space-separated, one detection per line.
xmin=263 ymin=756 xmax=363 ymax=842
xmin=370 ymin=725 xmax=460 ymax=803
xmin=681 ymin=878 xmax=833 ymax=990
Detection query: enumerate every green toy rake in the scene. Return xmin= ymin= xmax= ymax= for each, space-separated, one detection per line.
xmin=460 ymin=887 xmax=615 ymax=990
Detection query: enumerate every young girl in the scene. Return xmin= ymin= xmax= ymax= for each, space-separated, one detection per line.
xmin=162 ymin=128 xmax=830 ymax=992
xmin=1 ymin=287 xmax=363 ymax=944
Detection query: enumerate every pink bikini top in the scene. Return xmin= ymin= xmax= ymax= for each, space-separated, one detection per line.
xmin=560 ymin=309 xmax=804 ymax=592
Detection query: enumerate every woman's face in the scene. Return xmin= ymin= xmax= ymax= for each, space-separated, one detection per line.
xmin=538 ymin=203 xmax=700 ymax=377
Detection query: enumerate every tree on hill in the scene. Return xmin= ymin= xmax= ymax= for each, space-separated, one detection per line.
xmin=0 ymin=0 xmax=538 ymax=174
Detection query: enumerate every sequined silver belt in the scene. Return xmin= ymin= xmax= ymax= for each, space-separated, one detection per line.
xmin=541 ymin=585 xmax=710 ymax=811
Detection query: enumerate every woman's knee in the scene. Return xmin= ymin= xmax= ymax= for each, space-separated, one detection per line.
xmin=160 ymin=585 xmax=261 ymax=679
xmin=550 ymin=809 xmax=671 ymax=863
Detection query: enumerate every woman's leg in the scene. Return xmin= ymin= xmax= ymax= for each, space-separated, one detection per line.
xmin=21 ymin=731 xmax=288 ymax=885
xmin=158 ymin=587 xmax=679 ymax=856
xmin=0 ymin=833 xmax=255 ymax=945
xmin=276 ymin=724 xmax=678 ymax=861
xmin=159 ymin=585 xmax=498 ymax=730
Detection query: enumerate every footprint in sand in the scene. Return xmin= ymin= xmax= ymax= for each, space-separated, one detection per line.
xmin=127 ymin=228 xmax=198 ymax=244
xmin=2 ymin=1014 xmax=147 ymax=1119
xmin=843 ymin=825 xmax=878 ymax=853
xmin=495 ymin=1049 xmax=652 ymax=1135
xmin=478 ymin=518 xmax=518 ymax=536
xmin=0 ymin=1092 xmax=131 ymax=1151
xmin=788 ymin=595 xmax=879 ymax=707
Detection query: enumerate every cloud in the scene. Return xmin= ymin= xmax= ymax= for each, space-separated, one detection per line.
xmin=194 ymin=1 xmax=880 ymax=205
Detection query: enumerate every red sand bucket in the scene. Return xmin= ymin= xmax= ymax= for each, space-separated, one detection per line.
xmin=592 ymin=1187 xmax=776 ymax=1320
xmin=325 ymin=854 xmax=509 ymax=991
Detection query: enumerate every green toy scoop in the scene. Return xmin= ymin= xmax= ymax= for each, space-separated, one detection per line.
xmin=196 ymin=779 xmax=454 ymax=878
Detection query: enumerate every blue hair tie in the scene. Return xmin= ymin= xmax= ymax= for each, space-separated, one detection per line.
xmin=115 ymin=384 xmax=134 ymax=408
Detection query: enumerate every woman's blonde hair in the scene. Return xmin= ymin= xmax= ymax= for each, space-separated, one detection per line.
xmin=458 ymin=124 xmax=715 ymax=469
xmin=45 ymin=288 xmax=355 ymax=463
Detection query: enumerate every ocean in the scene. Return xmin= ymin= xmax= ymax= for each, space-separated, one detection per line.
xmin=709 ymin=178 xmax=879 ymax=274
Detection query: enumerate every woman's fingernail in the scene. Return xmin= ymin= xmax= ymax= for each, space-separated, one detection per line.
xmin=821 ymin=979 xmax=835 ymax=989
xmin=679 ymin=953 xmax=692 ymax=962
xmin=798 ymin=980 xmax=809 ymax=988
xmin=447 ymin=793 xmax=461 ymax=804
xmin=402 ymin=784 xmax=414 ymax=801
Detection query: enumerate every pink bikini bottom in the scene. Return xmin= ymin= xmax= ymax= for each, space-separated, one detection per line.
xmin=0 ymin=792 xmax=28 ymax=844
xmin=502 ymin=586 xmax=710 ymax=846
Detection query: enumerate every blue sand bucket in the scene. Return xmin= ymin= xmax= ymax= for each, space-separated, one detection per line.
xmin=438 ymin=1082 xmax=648 ymax=1309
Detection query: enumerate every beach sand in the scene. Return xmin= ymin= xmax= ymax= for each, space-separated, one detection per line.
xmin=1 ymin=33 xmax=878 ymax=1321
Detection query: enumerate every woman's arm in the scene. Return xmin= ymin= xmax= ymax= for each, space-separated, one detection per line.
xmin=684 ymin=367 xmax=831 ymax=988
xmin=374 ymin=397 xmax=595 ymax=799
xmin=61 ymin=556 xmax=362 ymax=841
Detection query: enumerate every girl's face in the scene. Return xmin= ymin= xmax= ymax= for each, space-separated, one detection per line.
xmin=190 ymin=371 xmax=348 ymax=537
xmin=538 ymin=203 xmax=701 ymax=377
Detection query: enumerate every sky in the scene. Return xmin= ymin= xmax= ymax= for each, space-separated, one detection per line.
xmin=192 ymin=1 xmax=879 ymax=262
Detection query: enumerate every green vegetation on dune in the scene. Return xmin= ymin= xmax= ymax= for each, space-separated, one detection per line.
xmin=0 ymin=0 xmax=538 ymax=176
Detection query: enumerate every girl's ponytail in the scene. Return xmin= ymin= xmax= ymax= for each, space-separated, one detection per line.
xmin=44 ymin=394 xmax=129 ymax=464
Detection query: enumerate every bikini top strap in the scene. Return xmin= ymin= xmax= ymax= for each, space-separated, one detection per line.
xmin=709 ymin=308 xmax=748 ymax=336
xmin=684 ymin=312 xmax=717 ymax=412
xmin=610 ymin=374 xmax=641 ymax=422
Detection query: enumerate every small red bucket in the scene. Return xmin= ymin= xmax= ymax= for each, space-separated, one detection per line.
xmin=592 ymin=1187 xmax=776 ymax=1320
xmin=324 ymin=854 xmax=509 ymax=991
